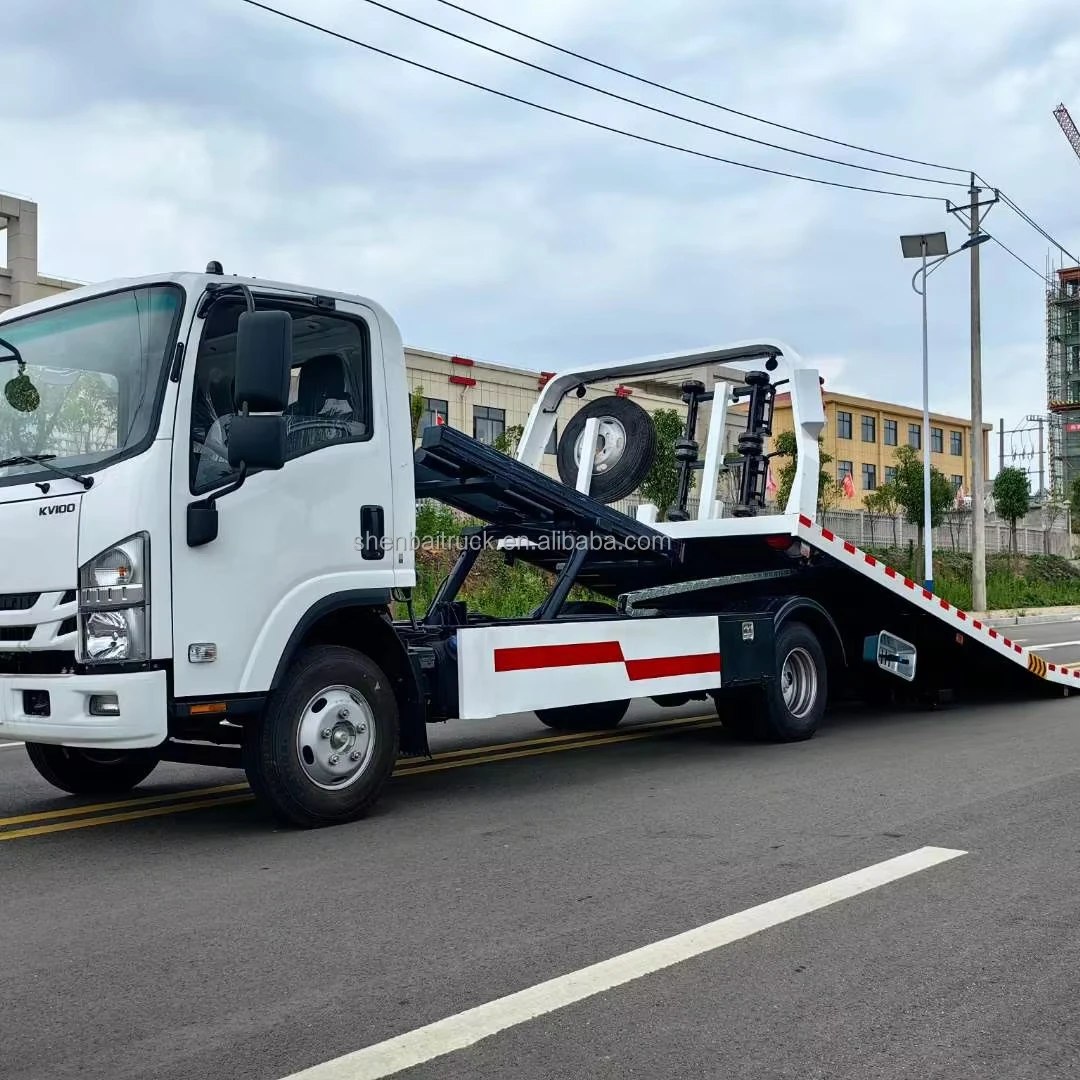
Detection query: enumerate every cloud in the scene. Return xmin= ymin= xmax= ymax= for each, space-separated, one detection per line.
xmin=2 ymin=0 xmax=1079 ymax=477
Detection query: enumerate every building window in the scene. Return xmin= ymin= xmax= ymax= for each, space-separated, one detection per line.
xmin=1070 ymin=344 xmax=1080 ymax=372
xmin=884 ymin=466 xmax=897 ymax=484
xmin=861 ymin=462 xmax=876 ymax=490
xmin=422 ymin=397 xmax=449 ymax=431
xmin=837 ymin=460 xmax=853 ymax=483
xmin=861 ymin=415 xmax=875 ymax=442
xmin=836 ymin=411 xmax=852 ymax=439
xmin=884 ymin=419 xmax=897 ymax=446
xmin=473 ymin=405 xmax=505 ymax=445
xmin=950 ymin=430 xmax=962 ymax=456
xmin=951 ymin=474 xmax=964 ymax=491
xmin=931 ymin=427 xmax=943 ymax=453
xmin=908 ymin=423 xmax=921 ymax=449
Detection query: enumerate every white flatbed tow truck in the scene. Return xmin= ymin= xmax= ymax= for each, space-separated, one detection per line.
xmin=0 ymin=265 xmax=1071 ymax=827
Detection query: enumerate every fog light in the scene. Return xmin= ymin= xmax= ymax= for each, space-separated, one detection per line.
xmin=89 ymin=693 xmax=120 ymax=717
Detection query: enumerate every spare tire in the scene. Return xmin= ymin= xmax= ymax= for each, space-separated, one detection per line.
xmin=557 ymin=395 xmax=658 ymax=503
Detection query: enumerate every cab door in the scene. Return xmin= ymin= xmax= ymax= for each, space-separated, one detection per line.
xmin=169 ymin=293 xmax=397 ymax=699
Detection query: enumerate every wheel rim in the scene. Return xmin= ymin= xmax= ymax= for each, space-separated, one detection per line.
xmin=780 ymin=647 xmax=818 ymax=719
xmin=573 ymin=416 xmax=627 ymax=476
xmin=295 ymin=685 xmax=376 ymax=791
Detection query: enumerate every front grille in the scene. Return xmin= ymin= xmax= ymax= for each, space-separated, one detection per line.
xmin=0 ymin=627 xmax=34 ymax=642
xmin=0 ymin=593 xmax=39 ymax=612
xmin=0 ymin=651 xmax=76 ymax=675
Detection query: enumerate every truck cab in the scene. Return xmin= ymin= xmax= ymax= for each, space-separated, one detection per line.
xmin=0 ymin=269 xmax=422 ymax=821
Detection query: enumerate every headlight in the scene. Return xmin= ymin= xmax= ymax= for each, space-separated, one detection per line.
xmin=78 ymin=533 xmax=150 ymax=664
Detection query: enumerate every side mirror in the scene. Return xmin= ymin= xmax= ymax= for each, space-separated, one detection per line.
xmin=234 ymin=309 xmax=292 ymax=413
xmin=228 ymin=414 xmax=286 ymax=471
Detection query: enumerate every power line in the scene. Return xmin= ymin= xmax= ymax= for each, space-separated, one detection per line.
xmin=353 ymin=0 xmax=967 ymax=189
xmin=986 ymin=234 xmax=1048 ymax=282
xmin=235 ymin=0 xmax=949 ymax=201
xmin=431 ymin=0 xmax=970 ymax=176
xmin=993 ymin=188 xmax=1079 ymax=267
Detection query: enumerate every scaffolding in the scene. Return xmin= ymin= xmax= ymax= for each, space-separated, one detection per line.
xmin=1048 ymin=263 xmax=1080 ymax=496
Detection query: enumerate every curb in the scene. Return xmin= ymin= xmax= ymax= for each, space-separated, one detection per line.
xmin=976 ymin=610 xmax=1080 ymax=628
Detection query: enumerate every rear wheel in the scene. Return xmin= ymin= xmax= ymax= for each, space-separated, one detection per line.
xmin=243 ymin=644 xmax=399 ymax=828
xmin=25 ymin=744 xmax=160 ymax=796
xmin=711 ymin=620 xmax=827 ymax=742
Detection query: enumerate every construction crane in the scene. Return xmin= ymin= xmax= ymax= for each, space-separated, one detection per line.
xmin=1054 ymin=102 xmax=1080 ymax=163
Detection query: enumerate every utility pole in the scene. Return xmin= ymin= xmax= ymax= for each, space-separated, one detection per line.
xmin=999 ymin=418 xmax=1005 ymax=473
xmin=948 ymin=175 xmax=998 ymax=613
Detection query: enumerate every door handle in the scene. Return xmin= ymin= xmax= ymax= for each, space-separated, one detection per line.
xmin=360 ymin=504 xmax=385 ymax=560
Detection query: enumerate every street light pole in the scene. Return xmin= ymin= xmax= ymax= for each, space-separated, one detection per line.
xmin=918 ymin=238 xmax=934 ymax=590
xmin=901 ymin=229 xmax=991 ymax=593
xmin=901 ymin=230 xmax=949 ymax=592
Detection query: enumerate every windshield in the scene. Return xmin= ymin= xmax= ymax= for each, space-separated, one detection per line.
xmin=0 ymin=284 xmax=183 ymax=485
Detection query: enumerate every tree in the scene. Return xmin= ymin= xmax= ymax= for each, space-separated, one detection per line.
xmin=863 ymin=482 xmax=900 ymax=547
xmin=992 ymin=466 xmax=1031 ymax=552
xmin=639 ymin=407 xmax=684 ymax=519
xmin=1068 ymin=475 xmax=1080 ymax=533
xmin=409 ymin=385 xmax=425 ymax=442
xmin=492 ymin=423 xmax=524 ymax=457
xmin=890 ymin=444 xmax=954 ymax=547
xmin=772 ymin=429 xmax=838 ymax=515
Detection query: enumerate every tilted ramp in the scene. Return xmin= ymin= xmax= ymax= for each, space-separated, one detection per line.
xmin=795 ymin=513 xmax=1077 ymax=693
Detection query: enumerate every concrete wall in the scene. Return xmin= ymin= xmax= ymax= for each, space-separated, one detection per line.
xmin=0 ymin=195 xmax=81 ymax=313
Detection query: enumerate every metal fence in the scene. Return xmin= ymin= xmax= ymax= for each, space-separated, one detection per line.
xmin=419 ymin=494 xmax=1074 ymax=559
xmin=608 ymin=498 xmax=1073 ymax=557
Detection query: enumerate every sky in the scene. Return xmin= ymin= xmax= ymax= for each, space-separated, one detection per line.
xmin=3 ymin=0 xmax=1079 ymax=475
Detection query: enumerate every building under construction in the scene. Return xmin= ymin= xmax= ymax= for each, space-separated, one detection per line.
xmin=1048 ymin=264 xmax=1080 ymax=495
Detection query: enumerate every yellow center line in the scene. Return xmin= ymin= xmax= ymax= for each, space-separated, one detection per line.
xmin=0 ymin=782 xmax=253 ymax=828
xmin=0 ymin=714 xmax=722 ymax=840
xmin=0 ymin=714 xmax=715 ymax=828
xmin=398 ymin=712 xmax=715 ymax=765
xmin=0 ymin=794 xmax=256 ymax=841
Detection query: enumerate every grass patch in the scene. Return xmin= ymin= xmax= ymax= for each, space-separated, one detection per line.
xmin=866 ymin=547 xmax=1080 ymax=611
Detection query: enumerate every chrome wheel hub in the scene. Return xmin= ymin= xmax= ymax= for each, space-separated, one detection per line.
xmin=296 ymin=685 xmax=376 ymax=790
xmin=574 ymin=416 xmax=627 ymax=476
xmin=781 ymin=647 xmax=818 ymax=719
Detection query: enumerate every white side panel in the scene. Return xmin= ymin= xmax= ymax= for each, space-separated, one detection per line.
xmin=456 ymin=616 xmax=722 ymax=720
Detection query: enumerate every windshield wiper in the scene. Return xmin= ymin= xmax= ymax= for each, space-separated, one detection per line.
xmin=0 ymin=454 xmax=94 ymax=489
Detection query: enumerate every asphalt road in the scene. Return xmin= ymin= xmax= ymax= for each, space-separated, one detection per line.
xmin=4 ymin=650 xmax=1080 ymax=1080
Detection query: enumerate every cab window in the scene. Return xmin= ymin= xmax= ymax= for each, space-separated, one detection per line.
xmin=189 ymin=302 xmax=371 ymax=494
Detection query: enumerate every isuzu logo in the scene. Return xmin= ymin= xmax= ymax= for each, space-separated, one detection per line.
xmin=39 ymin=502 xmax=76 ymax=517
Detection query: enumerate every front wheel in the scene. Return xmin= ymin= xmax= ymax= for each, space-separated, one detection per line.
xmin=243 ymin=644 xmax=400 ymax=828
xmin=25 ymin=743 xmax=161 ymax=796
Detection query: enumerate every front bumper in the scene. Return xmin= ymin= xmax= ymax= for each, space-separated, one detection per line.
xmin=0 ymin=669 xmax=168 ymax=749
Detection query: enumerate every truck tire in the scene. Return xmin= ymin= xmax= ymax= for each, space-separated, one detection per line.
xmin=556 ymin=396 xmax=657 ymax=503
xmin=243 ymin=644 xmax=400 ymax=829
xmin=24 ymin=744 xmax=160 ymax=796
xmin=534 ymin=698 xmax=630 ymax=732
xmin=532 ymin=598 xmax=631 ymax=732
xmin=712 ymin=620 xmax=827 ymax=742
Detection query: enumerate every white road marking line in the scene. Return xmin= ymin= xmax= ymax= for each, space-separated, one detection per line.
xmin=1027 ymin=640 xmax=1080 ymax=651
xmin=0 ymin=741 xmax=25 ymax=750
xmin=279 ymin=845 xmax=967 ymax=1080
